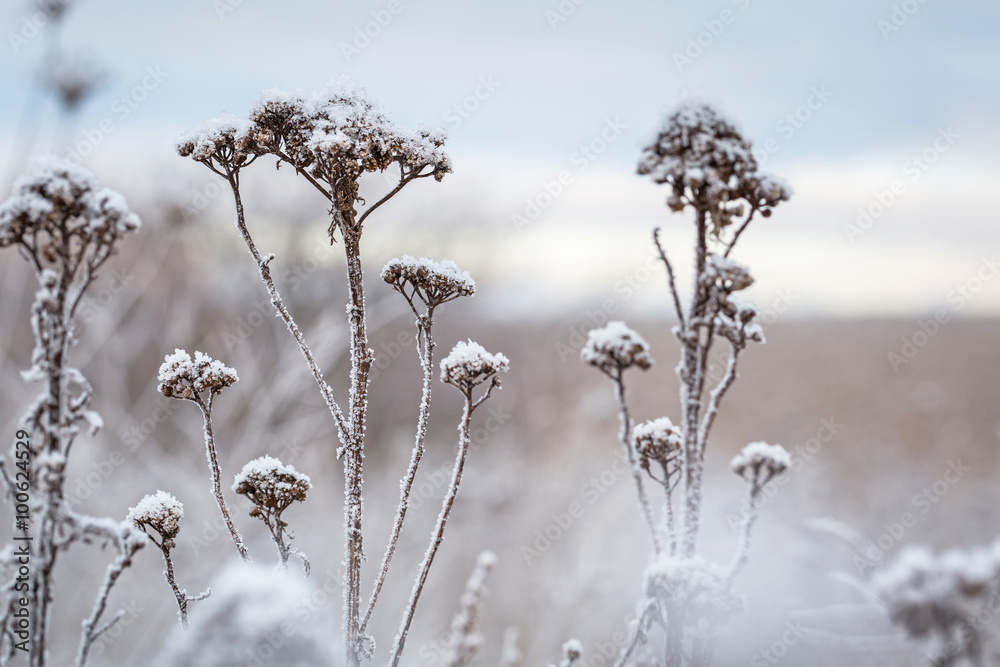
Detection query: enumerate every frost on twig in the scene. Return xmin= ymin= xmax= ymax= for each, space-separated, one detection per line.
xmin=158 ymin=350 xmax=251 ymax=565
xmin=0 ymin=159 xmax=139 ymax=667
xmin=389 ymin=341 xmax=508 ymax=667
xmin=440 ymin=551 xmax=497 ymax=667
xmin=361 ymin=257 xmax=476 ymax=635
xmin=177 ymin=80 xmax=453 ymax=664
xmin=555 ymin=639 xmax=583 ymax=667
xmin=233 ymin=456 xmax=312 ymax=575
xmin=127 ymin=491 xmax=211 ymax=628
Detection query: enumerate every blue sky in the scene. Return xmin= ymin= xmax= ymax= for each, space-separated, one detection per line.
xmin=2 ymin=0 xmax=999 ymax=316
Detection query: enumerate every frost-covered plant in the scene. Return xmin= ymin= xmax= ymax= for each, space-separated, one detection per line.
xmin=578 ymin=102 xmax=792 ymax=666
xmin=872 ymin=540 xmax=1000 ymax=666
xmin=127 ymin=491 xmax=210 ymax=628
xmin=389 ymin=340 xmax=508 ymax=667
xmin=439 ymin=550 xmax=497 ymax=667
xmin=0 ymin=159 xmax=141 ymax=667
xmin=232 ymin=456 xmax=311 ymax=574
xmin=176 ymin=80 xmax=505 ymax=665
xmin=158 ymin=349 xmax=250 ymax=564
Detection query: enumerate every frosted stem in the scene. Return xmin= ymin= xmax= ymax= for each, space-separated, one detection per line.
xmin=75 ymin=537 xmax=141 ymax=667
xmin=197 ymin=398 xmax=251 ymax=564
xmin=388 ymin=383 xmax=493 ymax=667
xmin=613 ymin=372 xmax=661 ymax=556
xmin=360 ymin=318 xmax=434 ymax=634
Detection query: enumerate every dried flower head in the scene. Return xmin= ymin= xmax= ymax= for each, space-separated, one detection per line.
xmin=381 ymin=255 xmax=476 ymax=310
xmin=233 ymin=456 xmax=312 ymax=520
xmin=581 ymin=321 xmax=654 ymax=375
xmin=703 ymin=254 xmax=753 ymax=293
xmin=0 ymin=158 xmax=140 ymax=254
xmin=634 ymin=417 xmax=682 ymax=472
xmin=715 ymin=296 xmax=765 ymax=346
xmin=440 ymin=340 xmax=509 ymax=393
xmin=247 ymin=78 xmax=451 ymax=183
xmin=730 ymin=442 xmax=791 ymax=485
xmin=873 ymin=541 xmax=1000 ymax=645
xmin=158 ymin=349 xmax=239 ymax=400
xmin=127 ymin=490 xmax=184 ymax=546
xmin=638 ymin=102 xmax=789 ymax=232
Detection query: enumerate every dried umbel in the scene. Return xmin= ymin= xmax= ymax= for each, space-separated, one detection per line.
xmin=158 ymin=349 xmax=239 ymax=401
xmin=638 ymin=102 xmax=790 ymax=234
xmin=440 ymin=340 xmax=510 ymax=394
xmin=634 ymin=417 xmax=682 ymax=476
xmin=233 ymin=456 xmax=312 ymax=574
xmin=0 ymin=158 xmax=140 ymax=262
xmin=730 ymin=441 xmax=791 ymax=488
xmin=581 ymin=321 xmax=654 ymax=376
xmin=175 ymin=113 xmax=256 ymax=167
xmin=873 ymin=541 xmax=1000 ymax=663
xmin=382 ymin=255 xmax=476 ymax=312
xmin=233 ymin=455 xmax=312 ymax=517
xmin=127 ymin=490 xmax=183 ymax=546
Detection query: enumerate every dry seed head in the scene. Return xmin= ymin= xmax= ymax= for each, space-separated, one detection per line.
xmin=232 ymin=455 xmax=311 ymax=517
xmin=440 ymin=340 xmax=509 ymax=392
xmin=127 ymin=490 xmax=184 ymax=544
xmin=381 ymin=255 xmax=475 ymax=308
xmin=581 ymin=321 xmax=654 ymax=373
xmin=158 ymin=349 xmax=238 ymax=400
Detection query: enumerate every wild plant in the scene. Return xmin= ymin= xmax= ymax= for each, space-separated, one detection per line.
xmin=579 ymin=102 xmax=793 ymax=666
xmin=0 ymin=159 xmax=143 ymax=667
xmin=175 ymin=78 xmax=507 ymax=665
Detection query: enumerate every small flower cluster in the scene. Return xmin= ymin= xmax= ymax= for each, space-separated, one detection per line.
xmin=0 ymin=158 xmax=140 ymax=253
xmin=440 ymin=340 xmax=509 ymax=393
xmin=232 ymin=456 xmax=312 ymax=519
xmin=581 ymin=321 xmax=654 ymax=375
xmin=730 ymin=442 xmax=791 ymax=487
xmin=382 ymin=255 xmax=476 ymax=310
xmin=637 ymin=102 xmax=790 ymax=233
xmin=127 ymin=490 xmax=184 ymax=547
xmin=175 ymin=113 xmax=255 ymax=166
xmin=158 ymin=349 xmax=239 ymax=400
xmin=715 ymin=296 xmax=764 ymax=346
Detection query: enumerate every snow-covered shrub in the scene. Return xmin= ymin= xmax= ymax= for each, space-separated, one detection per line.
xmin=577 ymin=102 xmax=792 ymax=666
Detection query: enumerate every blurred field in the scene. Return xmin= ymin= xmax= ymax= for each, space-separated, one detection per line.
xmin=1 ymin=206 xmax=999 ymax=667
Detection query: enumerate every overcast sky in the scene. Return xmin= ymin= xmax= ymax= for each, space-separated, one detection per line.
xmin=2 ymin=0 xmax=999 ymax=316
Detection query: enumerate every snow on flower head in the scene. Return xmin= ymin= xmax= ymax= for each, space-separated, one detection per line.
xmin=440 ymin=340 xmax=509 ymax=392
xmin=703 ymin=254 xmax=753 ymax=293
xmin=382 ymin=255 xmax=476 ymax=309
xmin=637 ymin=101 xmax=789 ymax=230
xmin=158 ymin=349 xmax=239 ymax=400
xmin=127 ymin=490 xmax=184 ymax=542
xmin=730 ymin=442 xmax=791 ymax=483
xmin=232 ymin=456 xmax=311 ymax=518
xmin=581 ymin=321 xmax=654 ymax=374
xmin=634 ymin=417 xmax=682 ymax=471
xmin=175 ymin=112 xmax=255 ymax=165
xmin=873 ymin=540 xmax=1000 ymax=642
xmin=247 ymin=77 xmax=451 ymax=182
xmin=0 ymin=157 xmax=140 ymax=250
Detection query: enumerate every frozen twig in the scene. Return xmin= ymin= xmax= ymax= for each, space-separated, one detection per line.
xmin=441 ymin=551 xmax=498 ymax=667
